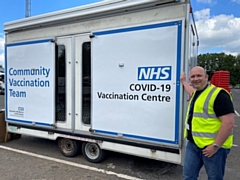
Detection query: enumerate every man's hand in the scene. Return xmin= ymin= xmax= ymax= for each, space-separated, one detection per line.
xmin=202 ymin=144 xmax=218 ymax=158
xmin=180 ymin=72 xmax=195 ymax=96
xmin=180 ymin=72 xmax=187 ymax=83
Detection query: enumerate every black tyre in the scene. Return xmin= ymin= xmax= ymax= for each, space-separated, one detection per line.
xmin=82 ymin=142 xmax=106 ymax=163
xmin=58 ymin=138 xmax=80 ymax=157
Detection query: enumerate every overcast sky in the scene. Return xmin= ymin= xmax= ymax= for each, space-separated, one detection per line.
xmin=0 ymin=0 xmax=240 ymax=67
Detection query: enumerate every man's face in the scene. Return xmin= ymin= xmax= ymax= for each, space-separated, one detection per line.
xmin=189 ymin=67 xmax=208 ymax=90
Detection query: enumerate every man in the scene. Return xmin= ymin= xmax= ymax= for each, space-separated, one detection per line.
xmin=180 ymin=66 xmax=235 ymax=180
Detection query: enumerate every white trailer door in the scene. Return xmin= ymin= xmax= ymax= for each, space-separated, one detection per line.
xmin=91 ymin=20 xmax=183 ymax=146
xmin=74 ymin=34 xmax=92 ymax=131
xmin=6 ymin=37 xmax=74 ymax=129
xmin=6 ymin=39 xmax=55 ymax=126
xmin=55 ymin=37 xmax=73 ymax=130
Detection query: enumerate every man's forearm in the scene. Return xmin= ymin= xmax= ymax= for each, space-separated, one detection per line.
xmin=182 ymin=81 xmax=194 ymax=96
xmin=214 ymin=113 xmax=235 ymax=147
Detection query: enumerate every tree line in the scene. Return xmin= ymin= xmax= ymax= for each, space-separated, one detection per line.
xmin=198 ymin=53 xmax=240 ymax=87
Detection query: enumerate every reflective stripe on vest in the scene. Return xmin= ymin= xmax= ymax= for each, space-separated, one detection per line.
xmin=192 ymin=132 xmax=217 ymax=138
xmin=192 ymin=131 xmax=233 ymax=138
xmin=193 ymin=86 xmax=217 ymax=119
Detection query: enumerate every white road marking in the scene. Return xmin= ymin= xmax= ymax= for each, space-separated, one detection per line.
xmin=0 ymin=145 xmax=143 ymax=180
xmin=235 ymin=110 xmax=240 ymax=117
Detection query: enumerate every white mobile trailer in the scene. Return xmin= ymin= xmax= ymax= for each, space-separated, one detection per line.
xmin=4 ymin=0 xmax=198 ymax=164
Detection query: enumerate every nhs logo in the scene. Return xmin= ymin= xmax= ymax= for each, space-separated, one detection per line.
xmin=138 ymin=66 xmax=172 ymax=80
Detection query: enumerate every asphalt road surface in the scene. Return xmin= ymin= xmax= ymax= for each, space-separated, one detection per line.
xmin=0 ymin=90 xmax=239 ymax=180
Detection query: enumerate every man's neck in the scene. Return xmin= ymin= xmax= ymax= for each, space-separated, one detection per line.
xmin=196 ymin=83 xmax=208 ymax=91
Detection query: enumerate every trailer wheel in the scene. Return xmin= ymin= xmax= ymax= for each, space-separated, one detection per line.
xmin=82 ymin=142 xmax=106 ymax=163
xmin=58 ymin=138 xmax=80 ymax=157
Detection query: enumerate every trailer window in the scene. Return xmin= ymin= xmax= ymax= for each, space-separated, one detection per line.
xmin=0 ymin=74 xmax=4 ymax=82
xmin=82 ymin=42 xmax=91 ymax=124
xmin=191 ymin=25 xmax=195 ymax=36
xmin=56 ymin=45 xmax=66 ymax=122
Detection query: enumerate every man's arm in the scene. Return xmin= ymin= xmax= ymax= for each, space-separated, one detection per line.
xmin=180 ymin=72 xmax=195 ymax=96
xmin=202 ymin=90 xmax=235 ymax=157
xmin=214 ymin=113 xmax=235 ymax=147
xmin=202 ymin=113 xmax=235 ymax=157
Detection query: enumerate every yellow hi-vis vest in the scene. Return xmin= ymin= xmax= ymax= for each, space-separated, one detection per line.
xmin=184 ymin=84 xmax=233 ymax=149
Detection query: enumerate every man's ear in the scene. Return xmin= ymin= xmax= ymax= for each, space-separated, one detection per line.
xmin=206 ymin=74 xmax=209 ymax=79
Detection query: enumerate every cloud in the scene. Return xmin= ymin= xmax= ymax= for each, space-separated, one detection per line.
xmin=0 ymin=54 xmax=4 ymax=67
xmin=232 ymin=0 xmax=240 ymax=4
xmin=0 ymin=34 xmax=4 ymax=50
xmin=195 ymin=8 xmax=210 ymax=20
xmin=0 ymin=34 xmax=4 ymax=67
xmin=195 ymin=9 xmax=240 ymax=55
xmin=196 ymin=0 xmax=217 ymax=4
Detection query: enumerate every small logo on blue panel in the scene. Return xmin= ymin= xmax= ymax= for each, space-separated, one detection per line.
xmin=18 ymin=107 xmax=24 ymax=111
xmin=138 ymin=66 xmax=172 ymax=80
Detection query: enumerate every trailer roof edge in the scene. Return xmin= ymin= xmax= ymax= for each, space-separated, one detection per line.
xmin=4 ymin=0 xmax=178 ymax=32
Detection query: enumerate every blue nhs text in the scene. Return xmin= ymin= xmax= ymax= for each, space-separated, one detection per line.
xmin=138 ymin=66 xmax=172 ymax=80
